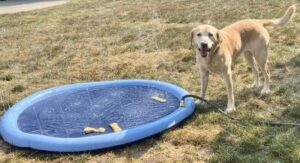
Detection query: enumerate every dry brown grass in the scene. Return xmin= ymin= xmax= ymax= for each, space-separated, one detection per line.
xmin=0 ymin=0 xmax=300 ymax=162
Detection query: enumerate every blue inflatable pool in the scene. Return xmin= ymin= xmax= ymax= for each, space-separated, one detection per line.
xmin=0 ymin=80 xmax=195 ymax=152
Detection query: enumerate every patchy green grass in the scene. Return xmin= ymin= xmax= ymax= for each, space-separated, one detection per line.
xmin=0 ymin=0 xmax=300 ymax=162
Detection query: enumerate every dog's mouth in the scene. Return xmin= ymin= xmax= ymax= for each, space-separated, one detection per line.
xmin=198 ymin=47 xmax=211 ymax=58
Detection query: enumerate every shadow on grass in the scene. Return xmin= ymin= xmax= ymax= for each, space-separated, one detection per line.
xmin=209 ymin=121 xmax=300 ymax=162
xmin=207 ymin=98 xmax=300 ymax=162
xmin=194 ymin=95 xmax=228 ymax=114
xmin=0 ymin=134 xmax=160 ymax=161
xmin=287 ymin=54 xmax=300 ymax=68
xmin=281 ymin=102 xmax=300 ymax=121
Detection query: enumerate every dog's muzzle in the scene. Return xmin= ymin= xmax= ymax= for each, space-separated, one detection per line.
xmin=198 ymin=43 xmax=211 ymax=58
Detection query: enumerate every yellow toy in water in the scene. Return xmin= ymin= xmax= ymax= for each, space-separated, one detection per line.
xmin=180 ymin=100 xmax=185 ymax=107
xmin=110 ymin=123 xmax=122 ymax=132
xmin=151 ymin=96 xmax=166 ymax=103
xmin=84 ymin=127 xmax=106 ymax=134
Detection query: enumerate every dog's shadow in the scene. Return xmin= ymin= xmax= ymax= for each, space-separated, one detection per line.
xmin=193 ymin=95 xmax=228 ymax=114
xmin=192 ymin=86 xmax=262 ymax=115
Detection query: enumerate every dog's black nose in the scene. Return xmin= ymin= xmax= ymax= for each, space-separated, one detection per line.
xmin=201 ymin=43 xmax=208 ymax=48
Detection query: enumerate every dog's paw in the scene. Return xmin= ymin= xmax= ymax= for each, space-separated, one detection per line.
xmin=224 ymin=106 xmax=236 ymax=113
xmin=260 ymin=87 xmax=270 ymax=95
xmin=250 ymin=81 xmax=260 ymax=89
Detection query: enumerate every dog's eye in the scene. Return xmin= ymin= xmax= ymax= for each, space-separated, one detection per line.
xmin=197 ymin=33 xmax=202 ymax=37
xmin=208 ymin=33 xmax=213 ymax=37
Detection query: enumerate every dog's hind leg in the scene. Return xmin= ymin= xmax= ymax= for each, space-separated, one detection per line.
xmin=254 ymin=46 xmax=270 ymax=95
xmin=244 ymin=51 xmax=260 ymax=88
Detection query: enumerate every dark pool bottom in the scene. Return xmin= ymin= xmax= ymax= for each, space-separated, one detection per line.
xmin=17 ymin=85 xmax=179 ymax=138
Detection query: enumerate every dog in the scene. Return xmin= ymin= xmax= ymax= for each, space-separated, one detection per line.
xmin=191 ymin=5 xmax=296 ymax=113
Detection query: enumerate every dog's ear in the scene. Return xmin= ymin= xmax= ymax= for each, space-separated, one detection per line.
xmin=190 ymin=29 xmax=194 ymax=50
xmin=216 ymin=31 xmax=223 ymax=44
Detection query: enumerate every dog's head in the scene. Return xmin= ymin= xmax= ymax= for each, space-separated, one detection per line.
xmin=191 ymin=25 xmax=221 ymax=58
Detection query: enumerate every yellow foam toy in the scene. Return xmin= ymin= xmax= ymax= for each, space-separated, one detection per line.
xmin=110 ymin=123 xmax=122 ymax=132
xmin=84 ymin=127 xmax=106 ymax=134
xmin=151 ymin=96 xmax=166 ymax=103
xmin=180 ymin=100 xmax=185 ymax=107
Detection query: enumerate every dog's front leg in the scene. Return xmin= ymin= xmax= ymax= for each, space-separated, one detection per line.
xmin=222 ymin=70 xmax=236 ymax=113
xmin=197 ymin=67 xmax=209 ymax=106
xmin=200 ymin=68 xmax=209 ymax=98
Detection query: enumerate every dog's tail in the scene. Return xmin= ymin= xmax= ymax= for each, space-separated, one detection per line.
xmin=258 ymin=5 xmax=296 ymax=27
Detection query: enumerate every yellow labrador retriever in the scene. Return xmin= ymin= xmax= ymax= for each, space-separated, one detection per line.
xmin=191 ymin=5 xmax=296 ymax=113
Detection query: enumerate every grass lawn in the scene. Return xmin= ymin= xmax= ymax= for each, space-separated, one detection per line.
xmin=0 ymin=0 xmax=300 ymax=162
